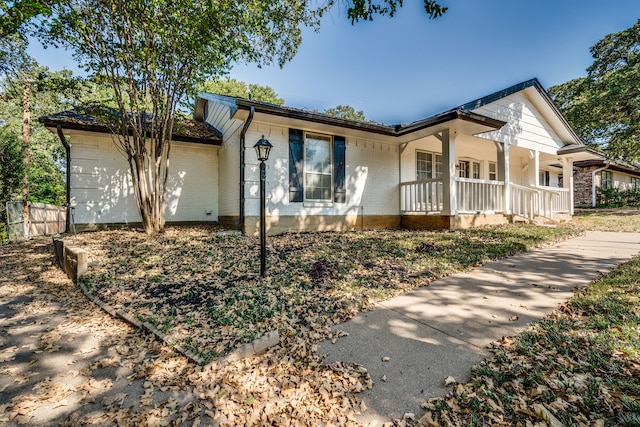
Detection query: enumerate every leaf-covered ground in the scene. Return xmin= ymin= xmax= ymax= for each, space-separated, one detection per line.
xmin=74 ymin=225 xmax=581 ymax=363
xmin=4 ymin=217 xmax=638 ymax=426
xmin=0 ymin=239 xmax=374 ymax=426
xmin=418 ymin=254 xmax=640 ymax=426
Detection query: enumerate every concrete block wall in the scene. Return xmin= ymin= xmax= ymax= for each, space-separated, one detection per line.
xmin=53 ymin=238 xmax=88 ymax=283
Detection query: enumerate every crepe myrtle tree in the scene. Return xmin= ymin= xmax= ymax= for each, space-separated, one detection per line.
xmin=42 ymin=0 xmax=446 ymax=235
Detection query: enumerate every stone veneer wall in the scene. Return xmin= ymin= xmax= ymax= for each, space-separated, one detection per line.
xmin=574 ymin=166 xmax=600 ymax=207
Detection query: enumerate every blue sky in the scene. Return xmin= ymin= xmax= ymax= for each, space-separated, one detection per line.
xmin=28 ymin=0 xmax=640 ymax=124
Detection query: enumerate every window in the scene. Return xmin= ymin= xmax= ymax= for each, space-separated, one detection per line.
xmin=632 ymin=177 xmax=640 ymax=190
xmin=539 ymin=170 xmax=550 ymax=186
xmin=488 ymin=162 xmax=497 ymax=181
xmin=416 ymin=151 xmax=443 ymax=180
xmin=304 ymin=133 xmax=332 ymax=201
xmin=601 ymin=170 xmax=613 ymax=189
xmin=458 ymin=161 xmax=469 ymax=178
xmin=472 ymin=162 xmax=481 ymax=179
xmin=458 ymin=160 xmax=480 ymax=179
xmin=416 ymin=151 xmax=432 ymax=181
xmin=289 ymin=129 xmax=346 ymax=203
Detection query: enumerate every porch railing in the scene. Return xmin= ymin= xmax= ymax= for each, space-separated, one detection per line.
xmin=456 ymin=178 xmax=504 ymax=213
xmin=510 ymin=184 xmax=570 ymax=220
xmin=510 ymin=184 xmax=538 ymax=220
xmin=401 ymin=179 xmax=571 ymax=219
xmin=400 ymin=178 xmax=443 ymax=213
xmin=536 ymin=186 xmax=570 ymax=219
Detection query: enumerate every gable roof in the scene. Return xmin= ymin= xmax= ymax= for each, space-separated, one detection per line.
xmin=40 ymin=109 xmax=223 ymax=145
xmin=457 ymin=78 xmax=583 ymax=145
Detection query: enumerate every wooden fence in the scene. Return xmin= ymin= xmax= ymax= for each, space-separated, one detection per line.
xmin=6 ymin=201 xmax=67 ymax=242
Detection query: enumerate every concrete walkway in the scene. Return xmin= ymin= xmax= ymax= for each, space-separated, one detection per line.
xmin=319 ymin=231 xmax=640 ymax=424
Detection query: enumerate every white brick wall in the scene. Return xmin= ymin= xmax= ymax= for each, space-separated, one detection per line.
xmin=69 ymin=131 xmax=218 ymax=225
xmin=242 ymin=122 xmax=400 ymax=219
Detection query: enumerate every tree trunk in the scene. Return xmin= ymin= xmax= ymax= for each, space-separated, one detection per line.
xmin=21 ymin=78 xmax=30 ymax=228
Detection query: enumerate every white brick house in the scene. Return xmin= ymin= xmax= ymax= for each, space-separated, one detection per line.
xmin=42 ymin=78 xmax=601 ymax=234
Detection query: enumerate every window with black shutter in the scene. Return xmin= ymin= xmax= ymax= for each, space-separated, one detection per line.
xmin=288 ymin=128 xmax=346 ymax=204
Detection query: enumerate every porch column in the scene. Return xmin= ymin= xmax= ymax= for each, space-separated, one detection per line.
xmin=496 ymin=141 xmax=511 ymax=214
xmin=528 ymin=150 xmax=539 ymax=187
xmin=562 ymin=158 xmax=574 ymax=215
xmin=440 ymin=128 xmax=457 ymax=216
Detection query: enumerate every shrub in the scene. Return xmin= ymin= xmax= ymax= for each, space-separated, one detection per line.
xmin=597 ymin=187 xmax=640 ymax=208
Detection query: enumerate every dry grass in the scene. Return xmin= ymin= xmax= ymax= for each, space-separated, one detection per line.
xmin=571 ymin=208 xmax=640 ymax=232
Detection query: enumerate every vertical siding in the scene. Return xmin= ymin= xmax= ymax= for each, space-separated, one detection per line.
xmin=204 ymin=99 xmax=244 ymax=141
xmin=69 ymin=132 xmax=218 ymax=225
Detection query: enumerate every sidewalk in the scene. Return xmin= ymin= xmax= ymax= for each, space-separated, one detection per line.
xmin=318 ymin=231 xmax=640 ymax=424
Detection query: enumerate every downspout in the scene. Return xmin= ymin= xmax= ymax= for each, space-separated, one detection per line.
xmin=591 ymin=164 xmax=609 ymax=207
xmin=236 ymin=106 xmax=255 ymax=229
xmin=56 ymin=125 xmax=71 ymax=233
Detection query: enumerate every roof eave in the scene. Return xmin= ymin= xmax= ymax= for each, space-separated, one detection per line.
xmin=39 ymin=117 xmax=223 ymax=146
xmin=397 ymin=109 xmax=505 ymax=135
xmin=235 ymin=99 xmax=397 ymax=136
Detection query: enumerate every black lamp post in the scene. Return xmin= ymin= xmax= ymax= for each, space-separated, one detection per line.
xmin=254 ymin=135 xmax=272 ymax=277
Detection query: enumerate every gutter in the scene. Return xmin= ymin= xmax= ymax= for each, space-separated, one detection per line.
xmin=56 ymin=125 xmax=71 ymax=233
xmin=236 ymin=106 xmax=255 ymax=228
xmin=234 ymin=100 xmax=505 ymax=138
xmin=591 ymin=164 xmax=609 ymax=207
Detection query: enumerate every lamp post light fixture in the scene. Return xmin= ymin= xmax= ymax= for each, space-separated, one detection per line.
xmin=254 ymin=135 xmax=272 ymax=277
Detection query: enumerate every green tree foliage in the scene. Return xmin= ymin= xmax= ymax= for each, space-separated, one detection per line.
xmin=0 ymin=34 xmax=83 ymax=243
xmin=549 ymin=20 xmax=640 ymax=161
xmin=347 ymin=0 xmax=447 ymax=22
xmin=0 ymin=68 xmax=69 ymax=205
xmin=322 ymin=104 xmax=369 ymax=122
xmin=0 ymin=0 xmax=57 ymax=39
xmin=248 ymin=83 xmax=285 ymax=106
xmin=33 ymin=0 xmax=446 ymax=235
xmin=44 ymin=0 xmax=322 ymax=234
xmin=200 ymin=78 xmax=285 ymax=106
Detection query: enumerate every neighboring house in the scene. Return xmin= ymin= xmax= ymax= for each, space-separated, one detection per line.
xmin=573 ymin=158 xmax=640 ymax=207
xmin=41 ymin=78 xmax=601 ymax=235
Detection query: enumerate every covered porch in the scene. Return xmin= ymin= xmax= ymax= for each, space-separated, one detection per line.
xmin=398 ymin=126 xmax=575 ymax=229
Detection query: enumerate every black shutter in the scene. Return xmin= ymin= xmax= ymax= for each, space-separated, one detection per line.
xmin=289 ymin=128 xmax=304 ymax=202
xmin=333 ymin=136 xmax=346 ymax=203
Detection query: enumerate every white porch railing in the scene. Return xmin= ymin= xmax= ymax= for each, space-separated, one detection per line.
xmin=536 ymin=186 xmax=571 ymax=219
xmin=456 ymin=178 xmax=504 ymax=213
xmin=510 ymin=184 xmax=538 ymax=220
xmin=400 ymin=178 xmax=505 ymax=214
xmin=511 ymin=184 xmax=570 ymax=220
xmin=400 ymin=178 xmax=443 ymax=213
xmin=402 ymin=180 xmax=571 ymax=219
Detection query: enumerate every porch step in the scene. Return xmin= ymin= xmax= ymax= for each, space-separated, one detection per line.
xmin=511 ymin=215 xmax=531 ymax=224
xmin=509 ymin=215 xmax=558 ymax=227
xmin=532 ymin=216 xmax=559 ymax=226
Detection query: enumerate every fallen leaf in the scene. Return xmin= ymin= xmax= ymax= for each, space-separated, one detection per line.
xmin=444 ymin=376 xmax=456 ymax=386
